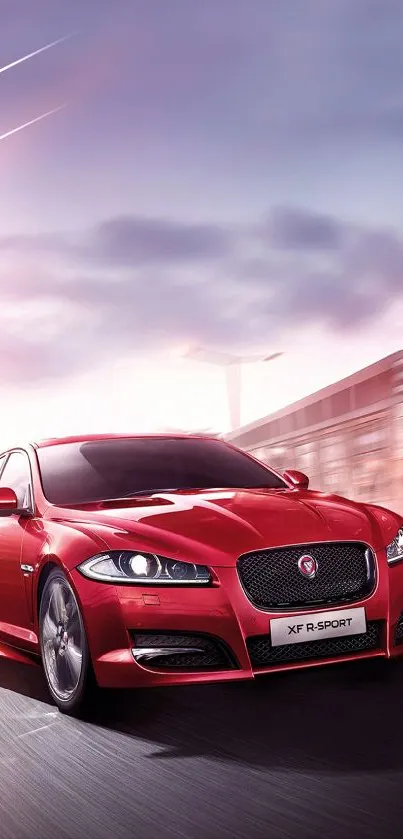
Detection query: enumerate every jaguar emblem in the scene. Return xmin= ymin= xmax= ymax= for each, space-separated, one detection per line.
xmin=297 ymin=554 xmax=318 ymax=579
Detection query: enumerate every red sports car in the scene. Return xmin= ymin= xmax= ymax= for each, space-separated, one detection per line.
xmin=0 ymin=432 xmax=402 ymax=716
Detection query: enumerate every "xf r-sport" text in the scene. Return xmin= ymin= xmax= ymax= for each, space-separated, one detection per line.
xmin=288 ymin=617 xmax=354 ymax=635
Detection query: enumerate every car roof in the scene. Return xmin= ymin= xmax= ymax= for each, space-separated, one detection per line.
xmin=32 ymin=432 xmax=219 ymax=449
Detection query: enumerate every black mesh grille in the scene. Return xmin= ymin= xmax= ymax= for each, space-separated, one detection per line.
xmin=237 ymin=542 xmax=375 ymax=610
xmin=247 ymin=620 xmax=383 ymax=668
xmin=130 ymin=631 xmax=237 ymax=670
xmin=394 ymin=614 xmax=403 ymax=645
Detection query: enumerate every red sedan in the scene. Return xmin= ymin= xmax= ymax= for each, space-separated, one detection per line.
xmin=0 ymin=432 xmax=402 ymax=716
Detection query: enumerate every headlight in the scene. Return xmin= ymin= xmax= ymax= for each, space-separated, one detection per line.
xmin=77 ymin=551 xmax=212 ymax=584
xmin=386 ymin=528 xmax=403 ymax=565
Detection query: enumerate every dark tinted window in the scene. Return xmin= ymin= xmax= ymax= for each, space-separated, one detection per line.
xmin=37 ymin=437 xmax=286 ymax=505
xmin=0 ymin=451 xmax=31 ymax=507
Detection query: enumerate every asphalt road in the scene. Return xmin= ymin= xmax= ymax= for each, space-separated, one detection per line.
xmin=1 ymin=654 xmax=403 ymax=839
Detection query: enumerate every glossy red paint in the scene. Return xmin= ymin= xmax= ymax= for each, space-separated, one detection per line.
xmin=0 ymin=433 xmax=402 ymax=691
xmin=0 ymin=487 xmax=18 ymax=514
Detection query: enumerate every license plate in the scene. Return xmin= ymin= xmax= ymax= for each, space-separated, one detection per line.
xmin=270 ymin=607 xmax=367 ymax=647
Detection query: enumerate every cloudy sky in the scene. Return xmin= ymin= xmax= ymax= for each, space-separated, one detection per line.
xmin=1 ymin=0 xmax=402 ymax=444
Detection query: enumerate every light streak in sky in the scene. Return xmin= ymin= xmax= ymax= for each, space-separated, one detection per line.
xmin=0 ymin=105 xmax=67 ymax=143
xmin=0 ymin=34 xmax=74 ymax=76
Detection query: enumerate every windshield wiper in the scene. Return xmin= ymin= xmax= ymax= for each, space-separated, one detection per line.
xmin=116 ymin=485 xmax=285 ymax=498
xmin=115 ymin=487 xmax=185 ymax=498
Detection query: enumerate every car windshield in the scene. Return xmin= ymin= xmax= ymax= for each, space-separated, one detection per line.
xmin=36 ymin=437 xmax=286 ymax=506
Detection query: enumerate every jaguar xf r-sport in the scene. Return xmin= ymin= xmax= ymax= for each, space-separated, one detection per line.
xmin=0 ymin=433 xmax=402 ymax=716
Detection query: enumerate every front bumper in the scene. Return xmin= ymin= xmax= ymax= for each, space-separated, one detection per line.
xmin=70 ymin=549 xmax=403 ymax=689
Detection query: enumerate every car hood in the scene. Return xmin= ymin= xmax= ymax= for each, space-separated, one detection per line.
xmin=51 ymin=488 xmax=396 ymax=566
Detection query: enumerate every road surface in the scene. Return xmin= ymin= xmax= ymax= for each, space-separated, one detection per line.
xmin=0 ymin=654 xmax=402 ymax=839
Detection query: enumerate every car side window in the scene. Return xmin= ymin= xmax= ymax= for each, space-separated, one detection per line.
xmin=0 ymin=451 xmax=32 ymax=508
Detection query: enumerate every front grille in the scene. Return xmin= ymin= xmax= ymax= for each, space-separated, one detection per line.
xmin=247 ymin=620 xmax=383 ymax=668
xmin=130 ymin=631 xmax=237 ymax=670
xmin=237 ymin=542 xmax=375 ymax=611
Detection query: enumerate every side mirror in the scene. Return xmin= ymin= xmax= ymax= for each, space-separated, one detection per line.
xmin=0 ymin=487 xmax=18 ymax=517
xmin=283 ymin=469 xmax=309 ymax=490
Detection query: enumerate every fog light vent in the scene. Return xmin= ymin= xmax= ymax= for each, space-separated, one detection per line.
xmin=394 ymin=613 xmax=403 ymax=645
xmin=130 ymin=631 xmax=237 ymax=670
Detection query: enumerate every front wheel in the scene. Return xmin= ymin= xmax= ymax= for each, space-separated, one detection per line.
xmin=39 ymin=568 xmax=96 ymax=716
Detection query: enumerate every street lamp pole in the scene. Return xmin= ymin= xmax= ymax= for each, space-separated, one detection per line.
xmin=182 ymin=347 xmax=284 ymax=432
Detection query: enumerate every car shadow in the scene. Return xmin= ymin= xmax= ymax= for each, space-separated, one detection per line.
xmin=0 ymin=656 xmax=52 ymax=704
xmin=1 ymin=655 xmax=402 ymax=775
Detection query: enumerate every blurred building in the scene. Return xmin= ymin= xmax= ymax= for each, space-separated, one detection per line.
xmin=225 ymin=350 xmax=403 ymax=514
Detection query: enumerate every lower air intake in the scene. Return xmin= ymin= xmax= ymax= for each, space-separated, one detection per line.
xmin=394 ymin=613 xmax=403 ymax=645
xmin=247 ymin=620 xmax=383 ymax=668
xmin=130 ymin=631 xmax=238 ymax=670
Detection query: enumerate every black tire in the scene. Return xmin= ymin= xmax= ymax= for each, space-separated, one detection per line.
xmin=39 ymin=567 xmax=96 ymax=716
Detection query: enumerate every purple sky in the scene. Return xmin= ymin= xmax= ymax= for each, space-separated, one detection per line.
xmin=1 ymin=0 xmax=403 ymax=436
